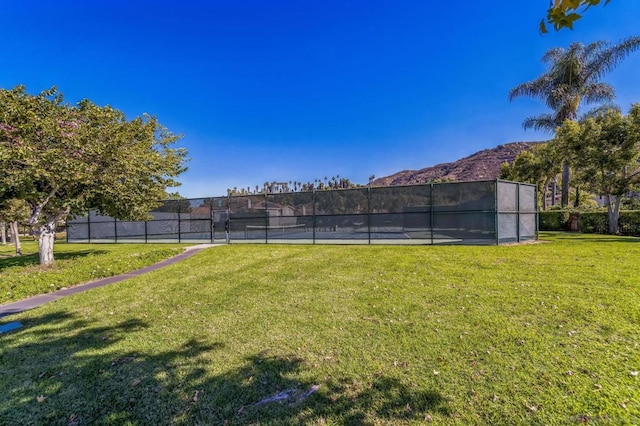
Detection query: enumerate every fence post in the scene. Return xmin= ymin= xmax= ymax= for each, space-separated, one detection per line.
xmin=535 ymin=185 xmax=539 ymax=241
xmin=264 ymin=192 xmax=268 ymax=244
xmin=367 ymin=187 xmax=371 ymax=244
xmin=312 ymin=190 xmax=316 ymax=244
xmin=495 ymin=179 xmax=500 ymax=245
xmin=430 ymin=183 xmax=434 ymax=245
xmin=516 ymin=183 xmax=521 ymax=243
xmin=209 ymin=198 xmax=214 ymax=243
xmin=177 ymin=201 xmax=182 ymax=243
xmin=87 ymin=211 xmax=92 ymax=243
xmin=227 ymin=194 xmax=231 ymax=244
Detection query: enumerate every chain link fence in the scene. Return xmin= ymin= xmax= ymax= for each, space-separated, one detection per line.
xmin=67 ymin=180 xmax=537 ymax=245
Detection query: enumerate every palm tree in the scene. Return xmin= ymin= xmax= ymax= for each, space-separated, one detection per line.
xmin=510 ymin=37 xmax=640 ymax=207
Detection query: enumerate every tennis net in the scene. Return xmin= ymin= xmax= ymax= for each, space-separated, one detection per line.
xmin=244 ymin=223 xmax=308 ymax=239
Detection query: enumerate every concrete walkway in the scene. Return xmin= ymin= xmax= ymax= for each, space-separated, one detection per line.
xmin=0 ymin=244 xmax=220 ymax=318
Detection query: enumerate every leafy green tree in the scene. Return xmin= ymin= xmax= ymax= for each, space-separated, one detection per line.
xmin=500 ymin=143 xmax=562 ymax=210
xmin=164 ymin=191 xmax=186 ymax=200
xmin=621 ymin=196 xmax=640 ymax=210
xmin=541 ymin=0 xmax=612 ymax=33
xmin=510 ymin=36 xmax=640 ymax=207
xmin=555 ymin=105 xmax=640 ymax=234
xmin=0 ymin=86 xmax=187 ymax=265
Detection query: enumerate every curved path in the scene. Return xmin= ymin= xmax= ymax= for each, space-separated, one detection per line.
xmin=0 ymin=244 xmax=220 ymax=318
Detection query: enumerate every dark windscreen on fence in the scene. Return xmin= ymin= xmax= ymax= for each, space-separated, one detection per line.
xmin=517 ymin=184 xmax=537 ymax=242
xmin=313 ymin=189 xmax=369 ymax=241
xmin=179 ymin=198 xmax=212 ymax=241
xmin=431 ymin=181 xmax=497 ymax=244
xmin=66 ymin=180 xmax=537 ymax=245
xmin=229 ymin=195 xmax=269 ymax=241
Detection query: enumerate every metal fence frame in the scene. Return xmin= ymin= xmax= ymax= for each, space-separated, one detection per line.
xmin=67 ymin=179 xmax=537 ymax=245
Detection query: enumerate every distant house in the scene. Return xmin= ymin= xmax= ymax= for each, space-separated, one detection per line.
xmin=265 ymin=202 xmax=296 ymax=226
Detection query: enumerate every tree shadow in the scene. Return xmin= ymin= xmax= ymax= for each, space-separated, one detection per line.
xmin=547 ymin=234 xmax=640 ymax=243
xmin=1 ymin=311 xmax=448 ymax=424
xmin=578 ymin=237 xmax=640 ymax=243
xmin=210 ymin=353 xmax=447 ymax=425
xmin=0 ymin=250 xmax=107 ymax=271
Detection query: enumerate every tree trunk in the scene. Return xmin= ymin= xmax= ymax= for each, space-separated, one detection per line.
xmin=607 ymin=195 xmax=621 ymax=235
xmin=541 ymin=178 xmax=552 ymax=211
xmin=9 ymin=221 xmax=22 ymax=255
xmin=561 ymin=160 xmax=570 ymax=208
xmin=551 ymin=177 xmax=557 ymax=206
xmin=574 ymin=186 xmax=580 ymax=208
xmin=0 ymin=221 xmax=6 ymax=244
xmin=38 ymin=217 xmax=57 ymax=266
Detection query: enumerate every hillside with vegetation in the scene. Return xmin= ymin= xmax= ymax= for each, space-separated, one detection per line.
xmin=224 ymin=142 xmax=545 ymax=195
xmin=371 ymin=141 xmax=544 ymax=187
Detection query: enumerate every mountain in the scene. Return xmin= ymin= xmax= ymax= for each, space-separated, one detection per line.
xmin=371 ymin=141 xmax=545 ymax=186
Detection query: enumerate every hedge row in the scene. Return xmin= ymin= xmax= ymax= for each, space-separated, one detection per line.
xmin=539 ymin=210 xmax=640 ymax=236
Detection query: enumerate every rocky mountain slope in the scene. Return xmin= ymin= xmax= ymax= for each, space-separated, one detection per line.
xmin=371 ymin=141 xmax=545 ymax=186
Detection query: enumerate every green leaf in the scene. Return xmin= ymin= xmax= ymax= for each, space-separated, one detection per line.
xmin=539 ymin=19 xmax=549 ymax=34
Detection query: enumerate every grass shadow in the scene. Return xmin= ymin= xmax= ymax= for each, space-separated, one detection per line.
xmin=546 ymin=233 xmax=640 ymax=243
xmin=0 ymin=250 xmax=108 ymax=271
xmin=573 ymin=237 xmax=640 ymax=243
xmin=213 ymin=353 xmax=447 ymax=425
xmin=1 ymin=310 xmax=447 ymax=424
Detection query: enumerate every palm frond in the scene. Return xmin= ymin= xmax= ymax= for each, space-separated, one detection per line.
xmin=509 ymin=75 xmax=554 ymax=102
xmin=522 ymin=114 xmax=559 ymax=133
xmin=547 ymin=86 xmax=579 ymax=116
xmin=583 ymin=40 xmax=610 ymax=61
xmin=585 ymin=36 xmax=640 ymax=82
xmin=580 ymin=103 xmax=620 ymax=121
xmin=541 ymin=47 xmax=566 ymax=65
xmin=512 ymin=37 xmax=639 ymax=134
xmin=565 ymin=42 xmax=585 ymax=61
xmin=581 ymin=82 xmax=615 ymax=105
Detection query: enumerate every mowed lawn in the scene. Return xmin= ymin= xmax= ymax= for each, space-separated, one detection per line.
xmin=0 ymin=241 xmax=185 ymax=304
xmin=1 ymin=233 xmax=639 ymax=425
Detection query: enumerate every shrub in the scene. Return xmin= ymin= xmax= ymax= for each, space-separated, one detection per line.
xmin=539 ymin=210 xmax=570 ymax=231
xmin=539 ymin=209 xmax=640 ymax=236
xmin=618 ymin=210 xmax=640 ymax=236
xmin=578 ymin=212 xmax=608 ymax=234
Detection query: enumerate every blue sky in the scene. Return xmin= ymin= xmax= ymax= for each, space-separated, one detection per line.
xmin=2 ymin=1 xmax=639 ymax=198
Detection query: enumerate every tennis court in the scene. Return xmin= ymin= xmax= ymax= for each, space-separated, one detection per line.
xmin=67 ymin=180 xmax=537 ymax=245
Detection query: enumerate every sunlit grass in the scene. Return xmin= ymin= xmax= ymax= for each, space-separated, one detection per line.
xmin=1 ymin=233 xmax=639 ymax=424
xmin=0 ymin=241 xmax=184 ymax=304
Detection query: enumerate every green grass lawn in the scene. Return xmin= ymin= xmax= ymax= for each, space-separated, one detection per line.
xmin=1 ymin=233 xmax=639 ymax=424
xmin=0 ymin=240 xmax=185 ymax=304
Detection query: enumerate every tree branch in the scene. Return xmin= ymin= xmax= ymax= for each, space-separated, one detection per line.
xmin=28 ymin=186 xmax=59 ymax=225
